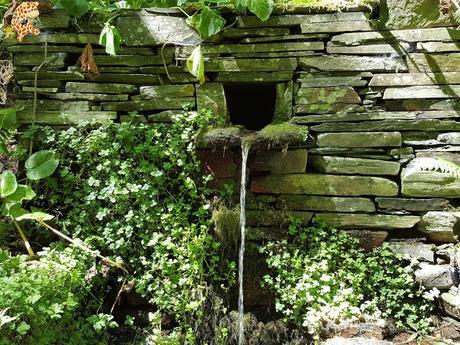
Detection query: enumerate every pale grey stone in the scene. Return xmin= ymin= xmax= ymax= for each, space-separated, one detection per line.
xmin=310 ymin=156 xmax=400 ymax=175
xmin=388 ymin=242 xmax=435 ymax=262
xmin=438 ymin=133 xmax=460 ymax=145
xmin=316 ymin=132 xmax=402 ymax=148
xmin=376 ymin=197 xmax=450 ymax=212
xmin=251 ymin=149 xmax=307 ymax=174
xmin=415 ymin=263 xmax=455 ymax=289
xmin=299 ymin=55 xmax=407 ymax=72
xmin=419 ymin=212 xmax=460 ymax=242
xmin=314 ymin=213 xmax=421 ymax=229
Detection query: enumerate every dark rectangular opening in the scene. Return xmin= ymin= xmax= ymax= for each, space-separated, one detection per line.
xmin=224 ymin=83 xmax=276 ymax=131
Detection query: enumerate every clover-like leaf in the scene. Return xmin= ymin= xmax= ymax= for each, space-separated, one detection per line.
xmin=5 ymin=185 xmax=36 ymax=203
xmin=0 ymin=171 xmax=17 ymax=198
xmin=25 ymin=151 xmax=59 ymax=181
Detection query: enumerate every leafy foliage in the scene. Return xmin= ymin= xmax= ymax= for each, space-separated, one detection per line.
xmin=99 ymin=22 xmax=123 ymax=56
xmin=0 ymin=245 xmax=116 ymax=345
xmin=261 ymin=219 xmax=434 ymax=340
xmin=26 ymin=110 xmax=233 ymax=340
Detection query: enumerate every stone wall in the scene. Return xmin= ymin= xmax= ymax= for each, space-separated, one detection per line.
xmin=5 ymin=4 xmax=460 ymax=312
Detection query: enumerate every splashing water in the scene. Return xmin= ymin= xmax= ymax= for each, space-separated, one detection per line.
xmin=238 ymin=141 xmax=250 ymax=345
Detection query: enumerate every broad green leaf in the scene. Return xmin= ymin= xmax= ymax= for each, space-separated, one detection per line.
xmin=25 ymin=151 xmax=59 ymax=181
xmin=54 ymin=0 xmax=90 ymax=17
xmin=0 ymin=142 xmax=8 ymax=155
xmin=16 ymin=211 xmax=54 ymax=222
xmin=5 ymin=185 xmax=36 ymax=203
xmin=186 ymin=46 xmax=205 ymax=84
xmin=247 ymin=0 xmax=273 ymax=21
xmin=99 ymin=23 xmax=123 ymax=56
xmin=0 ymin=171 xmax=17 ymax=198
xmin=0 ymin=108 xmax=17 ymax=131
xmin=186 ymin=6 xmax=225 ymax=39
xmin=8 ymin=204 xmax=28 ymax=219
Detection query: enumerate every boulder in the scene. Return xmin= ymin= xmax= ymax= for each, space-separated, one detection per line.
xmin=415 ymin=263 xmax=455 ymax=289
xmin=346 ymin=230 xmax=388 ymax=251
xmin=387 ymin=242 xmax=435 ymax=262
xmin=419 ymin=212 xmax=460 ymax=242
xmin=441 ymin=287 xmax=460 ymax=319
xmin=380 ymin=0 xmax=459 ymax=29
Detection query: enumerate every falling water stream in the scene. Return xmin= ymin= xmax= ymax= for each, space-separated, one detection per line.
xmin=237 ymin=141 xmax=250 ymax=345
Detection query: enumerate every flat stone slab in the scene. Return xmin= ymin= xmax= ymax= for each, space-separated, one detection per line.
xmin=322 ymin=337 xmax=393 ymax=345
xmin=294 ymin=103 xmax=366 ymax=115
xmin=222 ymin=27 xmax=290 ymax=38
xmin=417 ymin=42 xmax=460 ymax=53
xmin=310 ymin=156 xmax=401 ymax=175
xmin=48 ymin=93 xmax=129 ymax=101
xmin=90 ymin=74 xmax=161 ymax=85
xmin=17 ymin=111 xmax=116 ymax=124
xmin=205 ymin=58 xmax=297 ymax=72
xmin=14 ymin=53 xmax=68 ymax=68
xmin=296 ymin=86 xmax=361 ymax=104
xmin=299 ymin=55 xmax=407 ymax=72
xmin=346 ymin=230 xmax=388 ymax=251
xmin=402 ymin=158 xmax=460 ymax=198
xmin=300 ymin=20 xmax=372 ymax=33
xmin=298 ymin=75 xmax=368 ymax=87
xmin=293 ymin=111 xmax=460 ymax=124
xmin=314 ymin=213 xmax=421 ymax=229
xmin=140 ymin=84 xmax=195 ymax=99
xmin=15 ymin=99 xmax=90 ymax=112
xmin=215 ymin=72 xmax=293 ymax=83
xmin=247 ymin=210 xmax=313 ymax=227
xmin=370 ymin=72 xmax=460 ymax=86
xmin=387 ymin=242 xmax=435 ymax=262
xmin=311 ymin=120 xmax=460 ymax=132
xmin=6 ymin=34 xmax=100 ymax=45
xmin=116 ymin=11 xmax=201 ymax=46
xmin=251 ymin=174 xmax=399 ymax=196
xmin=179 ymin=42 xmax=324 ymax=57
xmin=316 ymin=132 xmax=402 ymax=147
xmin=14 ymin=70 xmax=85 ymax=81
xmin=408 ymin=53 xmax=460 ymax=72
xmin=94 ymin=54 xmax=172 ymax=66
xmin=237 ymin=12 xmax=369 ymax=27
xmin=438 ymin=132 xmax=460 ymax=145
xmin=66 ymin=82 xmax=138 ymax=94
xmin=376 ymin=197 xmax=450 ymax=211
xmin=101 ymin=98 xmax=195 ymax=111
xmin=278 ymin=195 xmax=375 ymax=213
xmin=419 ymin=212 xmax=460 ymax=242
xmin=384 ymin=85 xmax=460 ymax=100
xmin=251 ymin=149 xmax=307 ymax=174
xmin=331 ymin=28 xmax=460 ymax=45
xmin=327 ymin=43 xmax=410 ymax=55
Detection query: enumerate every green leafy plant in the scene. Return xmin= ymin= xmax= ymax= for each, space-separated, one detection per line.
xmin=261 ymin=219 xmax=434 ymax=342
xmin=0 ymin=245 xmax=116 ymax=345
xmin=26 ymin=110 xmax=233 ymax=342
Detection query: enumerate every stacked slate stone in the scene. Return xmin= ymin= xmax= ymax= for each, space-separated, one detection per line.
xmin=5 ymin=5 xmax=460 ymax=312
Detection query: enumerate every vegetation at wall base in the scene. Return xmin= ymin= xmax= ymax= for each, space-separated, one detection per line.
xmin=261 ymin=219 xmax=435 ymax=342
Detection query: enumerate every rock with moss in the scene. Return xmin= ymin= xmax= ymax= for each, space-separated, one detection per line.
xmin=419 ymin=212 xmax=460 ymax=242
xmin=314 ymin=213 xmax=420 ymax=230
xmin=310 ymin=156 xmax=401 ymax=175
xmin=254 ymin=122 xmax=309 ymax=148
xmin=278 ymin=195 xmax=376 ymax=213
xmin=251 ymin=149 xmax=307 ymax=174
xmin=251 ymin=174 xmax=399 ymax=196
xmin=316 ymin=132 xmax=402 ymax=148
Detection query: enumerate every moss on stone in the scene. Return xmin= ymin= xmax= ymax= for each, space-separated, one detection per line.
xmin=256 ymin=122 xmax=309 ymax=148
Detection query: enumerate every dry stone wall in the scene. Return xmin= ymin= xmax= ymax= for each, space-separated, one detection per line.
xmin=5 ymin=4 xmax=460 ymax=310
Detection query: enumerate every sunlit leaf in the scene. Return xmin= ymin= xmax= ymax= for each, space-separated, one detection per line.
xmin=247 ymin=0 xmax=273 ymax=21
xmin=0 ymin=108 xmax=17 ymax=131
xmin=99 ymin=23 xmax=123 ymax=56
xmin=186 ymin=45 xmax=205 ymax=84
xmin=5 ymin=185 xmax=36 ymax=203
xmin=186 ymin=6 xmax=225 ymax=39
xmin=0 ymin=171 xmax=17 ymax=198
xmin=25 ymin=151 xmax=59 ymax=181
xmin=16 ymin=211 xmax=54 ymax=222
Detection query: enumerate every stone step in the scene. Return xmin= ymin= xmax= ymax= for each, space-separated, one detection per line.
xmin=310 ymin=119 xmax=460 ymax=132
xmin=310 ymin=155 xmax=401 ymax=176
xmin=314 ymin=213 xmax=420 ymax=229
xmin=251 ymin=174 xmax=399 ymax=196
xmin=298 ymin=55 xmax=407 ymax=72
